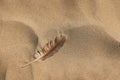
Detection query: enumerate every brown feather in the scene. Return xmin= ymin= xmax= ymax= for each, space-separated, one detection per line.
xmin=41 ymin=34 xmax=67 ymax=60
xmin=21 ymin=33 xmax=67 ymax=68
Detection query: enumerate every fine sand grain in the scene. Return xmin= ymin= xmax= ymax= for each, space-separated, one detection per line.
xmin=1 ymin=0 xmax=120 ymax=80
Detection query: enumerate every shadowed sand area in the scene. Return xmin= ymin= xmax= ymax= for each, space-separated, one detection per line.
xmin=33 ymin=26 xmax=120 ymax=80
xmin=0 ymin=21 xmax=39 ymax=80
xmin=1 ymin=0 xmax=120 ymax=80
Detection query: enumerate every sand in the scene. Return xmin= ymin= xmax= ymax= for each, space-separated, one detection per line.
xmin=0 ymin=0 xmax=120 ymax=80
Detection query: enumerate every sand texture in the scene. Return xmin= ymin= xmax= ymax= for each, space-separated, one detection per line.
xmin=0 ymin=0 xmax=120 ymax=80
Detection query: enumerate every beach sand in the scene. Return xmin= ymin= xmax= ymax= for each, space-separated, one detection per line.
xmin=0 ymin=0 xmax=120 ymax=80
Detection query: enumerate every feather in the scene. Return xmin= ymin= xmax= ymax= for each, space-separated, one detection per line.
xmin=21 ymin=33 xmax=67 ymax=68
